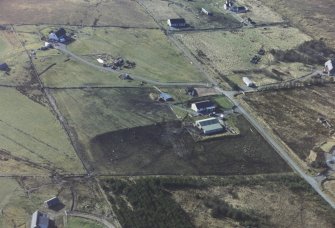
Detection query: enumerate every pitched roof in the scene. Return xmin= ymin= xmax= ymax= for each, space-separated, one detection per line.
xmin=193 ymin=100 xmax=215 ymax=109
xmin=195 ymin=118 xmax=223 ymax=133
xmin=55 ymin=28 xmax=66 ymax=38
xmin=31 ymin=211 xmax=49 ymax=228
xmin=168 ymin=18 xmax=186 ymax=24
xmin=159 ymin=93 xmax=173 ymax=101
xmin=44 ymin=197 xmax=60 ymax=207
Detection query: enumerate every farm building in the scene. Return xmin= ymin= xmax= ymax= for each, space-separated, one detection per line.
xmin=48 ymin=28 xmax=68 ymax=43
xmin=44 ymin=196 xmax=61 ymax=209
xmin=243 ymin=77 xmax=255 ymax=87
xmin=324 ymin=60 xmax=335 ymax=76
xmin=159 ymin=93 xmax=173 ymax=102
xmin=195 ymin=117 xmax=224 ymax=135
xmin=167 ymin=18 xmax=186 ymax=28
xmin=191 ymin=100 xmax=216 ymax=113
xmin=230 ymin=6 xmax=248 ymax=13
xmin=31 ymin=211 xmax=49 ymax=228
xmin=0 ymin=62 xmax=9 ymax=71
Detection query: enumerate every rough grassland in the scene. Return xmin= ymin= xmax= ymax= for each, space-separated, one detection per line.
xmin=67 ymin=217 xmax=105 ymax=228
xmin=0 ymin=88 xmax=84 ymax=174
xmin=259 ymin=0 xmax=335 ymax=49
xmin=68 ymin=27 xmax=205 ymax=83
xmin=175 ymin=27 xmax=311 ymax=85
xmin=242 ymin=85 xmax=335 ymax=160
xmin=0 ymin=0 xmax=157 ymax=28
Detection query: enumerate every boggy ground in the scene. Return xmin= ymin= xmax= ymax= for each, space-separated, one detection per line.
xmin=90 ymin=116 xmax=290 ymax=175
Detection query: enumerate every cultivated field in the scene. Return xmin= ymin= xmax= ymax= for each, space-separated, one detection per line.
xmin=175 ymin=26 xmax=312 ymax=86
xmin=102 ymin=175 xmax=335 ymax=228
xmin=66 ymin=27 xmax=205 ymax=83
xmin=241 ymin=85 xmax=335 ymax=160
xmin=0 ymin=0 xmax=157 ymax=28
xmin=259 ymin=0 xmax=335 ymax=49
xmin=0 ymin=88 xmax=85 ymax=174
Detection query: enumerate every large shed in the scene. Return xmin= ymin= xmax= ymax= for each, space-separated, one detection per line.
xmin=195 ymin=117 xmax=224 ymax=135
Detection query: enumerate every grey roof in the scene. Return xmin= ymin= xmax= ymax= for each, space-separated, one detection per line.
xmin=195 ymin=118 xmax=223 ymax=134
xmin=44 ymin=196 xmax=60 ymax=207
xmin=159 ymin=93 xmax=173 ymax=101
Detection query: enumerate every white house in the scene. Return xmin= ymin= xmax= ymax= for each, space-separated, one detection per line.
xmin=191 ymin=100 xmax=216 ymax=113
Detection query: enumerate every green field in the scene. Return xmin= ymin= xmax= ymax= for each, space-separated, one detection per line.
xmin=52 ymin=88 xmax=177 ymax=169
xmin=0 ymin=88 xmax=85 ymax=174
xmin=67 ymin=27 xmax=205 ymax=83
xmin=67 ymin=217 xmax=105 ymax=228
xmin=214 ymin=96 xmax=234 ymax=109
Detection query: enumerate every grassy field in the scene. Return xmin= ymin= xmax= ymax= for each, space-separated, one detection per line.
xmin=0 ymin=87 xmax=84 ymax=174
xmin=242 ymin=85 xmax=335 ymax=160
xmin=175 ymin=26 xmax=312 ymax=86
xmin=0 ymin=0 xmax=157 ymax=28
xmin=101 ymin=175 xmax=335 ymax=228
xmin=52 ymin=88 xmax=177 ymax=172
xmin=67 ymin=27 xmax=205 ymax=83
xmin=67 ymin=217 xmax=105 ymax=228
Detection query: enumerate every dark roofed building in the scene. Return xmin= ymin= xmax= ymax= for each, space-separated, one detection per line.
xmin=159 ymin=93 xmax=173 ymax=102
xmin=230 ymin=6 xmax=248 ymax=13
xmin=31 ymin=211 xmax=49 ymax=228
xmin=191 ymin=100 xmax=216 ymax=113
xmin=167 ymin=18 xmax=186 ymax=28
xmin=44 ymin=196 xmax=61 ymax=209
xmin=55 ymin=28 xmax=66 ymax=38
xmin=0 ymin=62 xmax=9 ymax=71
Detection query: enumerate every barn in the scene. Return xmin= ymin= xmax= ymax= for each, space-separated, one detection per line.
xmin=195 ymin=117 xmax=224 ymax=135
xmin=167 ymin=18 xmax=186 ymax=28
xmin=191 ymin=100 xmax=216 ymax=114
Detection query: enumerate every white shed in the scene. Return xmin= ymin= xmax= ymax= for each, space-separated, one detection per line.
xmin=242 ymin=77 xmax=255 ymax=87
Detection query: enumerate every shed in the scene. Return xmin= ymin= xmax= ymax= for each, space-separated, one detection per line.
xmin=325 ymin=60 xmax=335 ymax=76
xmin=242 ymin=77 xmax=255 ymax=87
xmin=0 ymin=63 xmax=9 ymax=71
xmin=159 ymin=93 xmax=173 ymax=102
xmin=201 ymin=8 xmax=213 ymax=16
xmin=195 ymin=117 xmax=224 ymax=135
xmin=191 ymin=100 xmax=216 ymax=113
xmin=31 ymin=211 xmax=49 ymax=228
xmin=167 ymin=18 xmax=186 ymax=28
xmin=44 ymin=196 xmax=61 ymax=209
xmin=230 ymin=6 xmax=248 ymax=13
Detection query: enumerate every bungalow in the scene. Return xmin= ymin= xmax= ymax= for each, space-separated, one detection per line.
xmin=31 ymin=211 xmax=49 ymax=228
xmin=167 ymin=18 xmax=186 ymax=28
xmin=159 ymin=93 xmax=173 ymax=102
xmin=195 ymin=117 xmax=224 ymax=135
xmin=191 ymin=100 xmax=216 ymax=113
xmin=44 ymin=196 xmax=61 ymax=209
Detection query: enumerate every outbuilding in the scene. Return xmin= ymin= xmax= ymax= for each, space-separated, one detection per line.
xmin=191 ymin=100 xmax=216 ymax=114
xmin=0 ymin=62 xmax=9 ymax=71
xmin=195 ymin=117 xmax=224 ymax=135
xmin=230 ymin=6 xmax=248 ymax=13
xmin=31 ymin=211 xmax=49 ymax=228
xmin=44 ymin=196 xmax=61 ymax=209
xmin=325 ymin=60 xmax=335 ymax=76
xmin=167 ymin=18 xmax=186 ymax=28
xmin=159 ymin=93 xmax=173 ymax=102
xmin=242 ymin=77 xmax=255 ymax=87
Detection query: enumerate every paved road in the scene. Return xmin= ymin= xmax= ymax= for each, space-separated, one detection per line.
xmin=217 ymin=87 xmax=335 ymax=209
xmin=55 ymin=44 xmax=210 ymax=88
